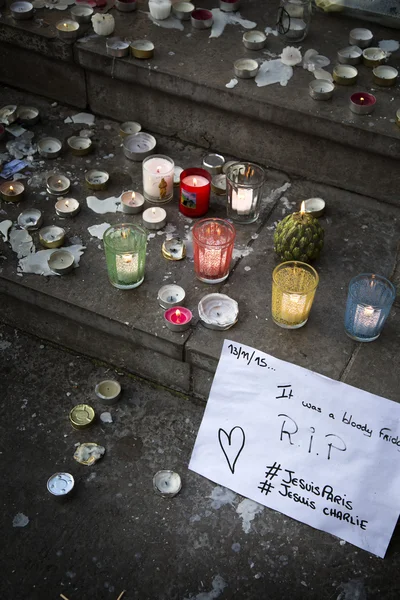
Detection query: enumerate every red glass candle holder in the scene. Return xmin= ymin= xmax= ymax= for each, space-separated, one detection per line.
xmin=192 ymin=218 xmax=236 ymax=284
xmin=179 ymin=168 xmax=211 ymax=218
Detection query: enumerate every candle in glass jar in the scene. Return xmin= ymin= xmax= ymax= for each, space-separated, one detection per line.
xmin=115 ymin=253 xmax=139 ymax=285
xmin=232 ymin=188 xmax=253 ymax=215
xmin=179 ymin=168 xmax=211 ymax=217
xmin=142 ymin=155 xmax=174 ymax=203
xmin=103 ymin=224 xmax=147 ymax=289
xmin=272 ymin=261 xmax=319 ymax=329
xmin=192 ymin=218 xmax=236 ymax=284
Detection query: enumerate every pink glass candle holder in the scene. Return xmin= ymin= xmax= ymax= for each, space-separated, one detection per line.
xmin=164 ymin=307 xmax=192 ymax=332
xmin=192 ymin=218 xmax=236 ymax=284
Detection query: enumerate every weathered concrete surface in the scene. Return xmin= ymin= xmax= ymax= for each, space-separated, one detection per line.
xmin=0 ymin=42 xmax=87 ymax=109
xmin=1 ymin=322 xmax=400 ymax=600
xmin=0 ymin=88 xmax=399 ymax=402
xmin=1 ymin=2 xmax=400 ymax=202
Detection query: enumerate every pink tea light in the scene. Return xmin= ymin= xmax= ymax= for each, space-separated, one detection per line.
xmin=191 ymin=8 xmax=213 ymax=29
xmin=164 ymin=307 xmax=193 ymax=332
xmin=349 ymin=92 xmax=376 ymax=115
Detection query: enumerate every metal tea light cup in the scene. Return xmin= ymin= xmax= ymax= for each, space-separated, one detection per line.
xmin=344 ymin=274 xmax=396 ymax=342
xmin=103 ymin=223 xmax=147 ymax=289
xmin=226 ymin=162 xmax=265 ymax=224
xmin=272 ymin=261 xmax=319 ymax=329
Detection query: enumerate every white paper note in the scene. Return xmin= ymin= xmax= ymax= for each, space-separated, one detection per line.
xmin=189 ymin=340 xmax=400 ymax=558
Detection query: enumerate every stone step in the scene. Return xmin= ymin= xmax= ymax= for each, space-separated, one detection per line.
xmin=0 ymin=88 xmax=399 ymax=401
xmin=0 ymin=2 xmax=400 ymax=204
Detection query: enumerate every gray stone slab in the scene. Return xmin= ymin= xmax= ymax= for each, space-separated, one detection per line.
xmin=342 ymin=310 xmax=400 ymax=402
xmin=0 ymin=43 xmax=87 ymax=108
xmin=186 ymin=179 xmax=400 ymax=380
xmin=2 ymin=321 xmax=400 ymax=600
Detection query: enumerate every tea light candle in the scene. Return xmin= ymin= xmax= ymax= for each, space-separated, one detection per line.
xmin=48 ymin=250 xmax=75 ymax=275
xmin=349 ymin=92 xmax=376 ymax=115
xmin=85 ymin=169 xmax=109 ymax=190
xmin=337 ymin=46 xmax=362 ymax=65
xmin=39 ymin=226 xmax=65 ymax=249
xmin=333 ymin=65 xmax=358 ymax=86
xmin=164 ymin=307 xmax=192 ymax=332
xmin=211 ymin=174 xmax=227 ymax=196
xmin=67 ymin=136 xmax=92 ymax=156
xmin=363 ymin=47 xmax=386 ymax=68
xmin=220 ymin=0 xmax=240 ymax=12
xmin=17 ymin=106 xmax=39 ymax=126
xmin=149 ymin=0 xmax=171 ymax=20
xmin=70 ymin=5 xmax=93 ymax=23
xmin=17 ymin=208 xmax=43 ymax=231
xmin=373 ymin=65 xmax=398 ymax=87
xmin=234 ymin=58 xmax=259 ymax=79
xmin=153 ymin=470 xmax=182 ymax=497
xmin=37 ymin=137 xmax=62 ymax=159
xmin=192 ymin=218 xmax=236 ymax=284
xmin=202 ymin=153 xmax=225 ymax=176
xmin=309 ymin=79 xmax=334 ymax=101
xmin=142 ymin=206 xmax=167 ymax=230
xmin=10 ymin=1 xmax=33 ymax=20
xmin=344 ymin=274 xmax=395 ymax=342
xmin=55 ymin=197 xmax=80 ymax=217
xmin=172 ymin=2 xmax=194 ymax=20
xmin=157 ymin=284 xmax=186 ymax=309
xmin=56 ymin=19 xmax=80 ymax=41
xmin=179 ymin=168 xmax=211 ymax=217
xmin=191 ymin=8 xmax=213 ymax=29
xmin=115 ymin=0 xmax=137 ymax=12
xmin=242 ymin=30 xmax=266 ymax=50
xmin=349 ymin=28 xmax=373 ymax=49
xmin=142 ymin=155 xmax=174 ymax=203
xmin=46 ymin=174 xmax=71 ymax=196
xmin=0 ymin=181 xmax=25 ymax=202
xmin=106 ymin=38 xmax=130 ymax=57
xmin=119 ymin=121 xmax=141 ymax=138
xmin=95 ymin=380 xmax=121 ymax=404
xmin=272 ymin=261 xmax=319 ymax=329
xmin=121 ymin=191 xmax=145 ymax=214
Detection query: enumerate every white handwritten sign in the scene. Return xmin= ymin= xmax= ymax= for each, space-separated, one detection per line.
xmin=189 ymin=340 xmax=400 ymax=558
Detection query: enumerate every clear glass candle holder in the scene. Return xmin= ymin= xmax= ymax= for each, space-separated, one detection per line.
xmin=277 ymin=0 xmax=312 ymax=43
xmin=226 ymin=162 xmax=266 ymax=224
xmin=103 ymin=224 xmax=147 ymax=289
xmin=192 ymin=218 xmax=236 ymax=284
xmin=272 ymin=261 xmax=319 ymax=329
xmin=142 ymin=154 xmax=174 ymax=204
xmin=344 ymin=273 xmax=396 ymax=342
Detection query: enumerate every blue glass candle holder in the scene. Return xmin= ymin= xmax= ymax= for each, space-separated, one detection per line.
xmin=344 ymin=273 xmax=396 ymax=342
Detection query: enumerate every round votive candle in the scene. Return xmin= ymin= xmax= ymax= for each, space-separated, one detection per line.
xmin=164 ymin=307 xmax=192 ymax=332
xmin=158 ymin=284 xmax=186 ymax=309
xmin=56 ymin=19 xmax=80 ymax=40
xmin=272 ymin=261 xmax=319 ymax=329
xmin=309 ymin=79 xmax=334 ymax=101
xmin=142 ymin=155 xmax=174 ymax=204
xmin=95 ymin=380 xmax=121 ymax=404
xmin=192 ymin=218 xmax=236 ymax=284
xmin=337 ymin=46 xmax=362 ymax=65
xmin=121 ymin=191 xmax=145 ymax=214
xmin=179 ymin=168 xmax=211 ymax=218
xmin=349 ymin=92 xmax=376 ymax=115
xmin=349 ymin=28 xmax=373 ymax=49
xmin=0 ymin=181 xmax=25 ymax=202
xmin=191 ymin=8 xmax=213 ymax=29
xmin=148 ymin=0 xmax=171 ymax=20
xmin=39 ymin=226 xmax=66 ymax=249
xmin=48 ymin=249 xmax=75 ymax=275
xmin=47 ymin=174 xmax=71 ymax=196
xmin=344 ymin=274 xmax=395 ymax=342
xmin=226 ymin=162 xmax=266 ymax=224
xmin=103 ymin=224 xmax=147 ymax=289
xmin=373 ymin=65 xmax=398 ymax=87
xmin=142 ymin=206 xmax=167 ymax=230
xmin=55 ymin=197 xmax=80 ymax=217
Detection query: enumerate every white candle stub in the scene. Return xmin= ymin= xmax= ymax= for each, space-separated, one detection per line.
xmin=153 ymin=470 xmax=182 ymax=497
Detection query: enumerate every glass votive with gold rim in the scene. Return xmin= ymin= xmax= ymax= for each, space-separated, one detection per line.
xmin=272 ymin=261 xmax=319 ymax=329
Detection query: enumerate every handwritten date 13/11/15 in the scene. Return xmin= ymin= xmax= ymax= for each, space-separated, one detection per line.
xmin=227 ymin=344 xmax=276 ymax=370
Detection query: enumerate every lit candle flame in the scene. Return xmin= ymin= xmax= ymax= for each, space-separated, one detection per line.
xmin=9 ymin=185 xmax=14 ymax=193
xmin=216 ymin=227 xmax=221 ymax=236
xmin=364 ymin=306 xmax=374 ymax=317
xmin=63 ymin=22 xmax=68 ymax=28
xmin=121 ymin=229 xmax=128 ymax=239
xmin=360 ymin=96 xmax=365 ymax=103
xmin=152 ymin=207 xmax=156 ymax=215
xmin=131 ymin=191 xmax=135 ymax=201
xmin=193 ymin=178 xmax=197 ymax=187
xmin=175 ymin=309 xmax=181 ymax=323
xmin=123 ymin=254 xmax=133 ymax=264
xmin=65 ymin=200 xmax=69 ymax=208
xmin=58 ymin=179 xmax=62 ymax=185
xmin=300 ymin=201 xmax=306 ymax=215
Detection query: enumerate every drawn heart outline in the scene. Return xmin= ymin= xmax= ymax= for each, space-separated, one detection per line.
xmin=218 ymin=426 xmax=246 ymax=474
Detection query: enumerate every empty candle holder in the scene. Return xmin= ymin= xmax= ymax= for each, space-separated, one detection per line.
xmin=103 ymin=223 xmax=147 ymax=289
xmin=272 ymin=261 xmax=319 ymax=329
xmin=142 ymin=154 xmax=174 ymax=203
xmin=192 ymin=218 xmax=236 ymax=284
xmin=226 ymin=162 xmax=266 ymax=224
xmin=344 ymin=273 xmax=395 ymax=342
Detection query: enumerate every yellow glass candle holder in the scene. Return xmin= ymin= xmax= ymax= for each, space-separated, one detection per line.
xmin=272 ymin=261 xmax=319 ymax=329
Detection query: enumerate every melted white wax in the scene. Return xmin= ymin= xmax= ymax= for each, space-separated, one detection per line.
xmin=255 ymin=59 xmax=293 ymax=87
xmin=236 ymin=498 xmax=264 ymax=533
xmin=210 ymin=9 xmax=256 ymax=39
xmin=9 ymin=228 xmax=34 ymax=258
xmin=0 ymin=220 xmax=13 ymax=242
xmin=226 ymin=78 xmax=238 ymax=89
xmin=87 ymin=223 xmax=111 ymax=239
xmin=148 ymin=13 xmax=184 ymax=30
xmin=18 ymin=245 xmax=86 ymax=276
xmin=87 ymin=195 xmax=122 ymax=214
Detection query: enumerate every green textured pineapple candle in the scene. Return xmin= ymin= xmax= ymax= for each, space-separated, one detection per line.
xmin=274 ymin=201 xmax=324 ymax=263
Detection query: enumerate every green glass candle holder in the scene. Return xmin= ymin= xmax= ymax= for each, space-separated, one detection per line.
xmin=103 ymin=223 xmax=147 ymax=289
